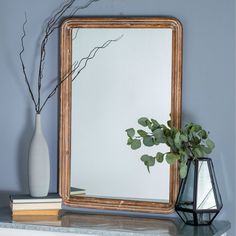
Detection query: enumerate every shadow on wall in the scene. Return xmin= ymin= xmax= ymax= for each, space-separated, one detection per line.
xmin=17 ymin=107 xmax=34 ymax=195
xmin=0 ymin=191 xmax=23 ymax=208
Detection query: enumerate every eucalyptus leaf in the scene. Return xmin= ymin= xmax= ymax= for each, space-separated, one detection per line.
xmin=202 ymin=145 xmax=212 ymax=154
xmin=161 ymin=124 xmax=167 ymax=129
xmin=180 ymin=152 xmax=188 ymax=163
xmin=153 ymin=129 xmax=165 ymax=143
xmin=193 ymin=147 xmax=203 ymax=158
xmin=167 ymin=120 xmax=172 ymax=128
xmin=206 ymin=138 xmax=215 ymax=150
xmin=192 ymin=136 xmax=201 ymax=145
xmin=140 ymin=154 xmax=151 ymax=162
xmin=127 ymin=137 xmax=133 ymax=145
xmin=167 ymin=137 xmax=175 ymax=149
xmin=125 ymin=128 xmax=135 ymax=138
xmin=148 ymin=157 xmax=155 ymax=166
xmin=147 ymin=122 xmax=153 ymax=130
xmin=131 ymin=139 xmax=141 ymax=150
xmin=192 ymin=124 xmax=202 ymax=132
xmin=180 ymin=134 xmax=188 ymax=142
xmin=151 ymin=119 xmax=160 ymax=130
xmin=171 ymin=127 xmax=178 ymax=135
xmin=140 ymin=155 xmax=155 ymax=172
xmin=174 ymin=132 xmax=181 ymax=148
xmin=140 ymin=155 xmax=155 ymax=166
xmin=143 ymin=136 xmax=154 ymax=147
xmin=137 ymin=129 xmax=148 ymax=137
xmin=156 ymin=152 xmax=164 ymax=163
xmin=138 ymin=117 xmax=150 ymax=127
xmin=163 ymin=128 xmax=171 ymax=137
xmin=180 ymin=163 xmax=188 ymax=178
xmin=166 ymin=153 xmax=180 ymax=165
xmin=151 ymin=118 xmax=159 ymax=126
xmin=198 ymin=129 xmax=208 ymax=139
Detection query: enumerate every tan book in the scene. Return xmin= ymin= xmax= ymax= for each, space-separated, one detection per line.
xmin=12 ymin=209 xmax=60 ymax=216
xmin=13 ymin=214 xmax=60 ymax=221
xmin=12 ymin=214 xmax=61 ymax=226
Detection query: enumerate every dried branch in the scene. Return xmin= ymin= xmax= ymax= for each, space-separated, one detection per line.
xmin=37 ymin=0 xmax=75 ymax=110
xmin=46 ymin=0 xmax=99 ymax=36
xmin=19 ymin=13 xmax=37 ymax=112
xmin=39 ymin=35 xmax=123 ymax=113
xmin=69 ymin=0 xmax=100 ymax=16
xmin=46 ymin=0 xmax=75 ymax=34
xmin=37 ymin=0 xmax=99 ymax=111
xmin=72 ymin=34 xmax=123 ymax=81
xmin=72 ymin=28 xmax=79 ymax=40
xmin=20 ymin=0 xmax=118 ymax=114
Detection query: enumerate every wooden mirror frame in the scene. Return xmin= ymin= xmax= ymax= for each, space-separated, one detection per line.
xmin=59 ymin=17 xmax=183 ymax=214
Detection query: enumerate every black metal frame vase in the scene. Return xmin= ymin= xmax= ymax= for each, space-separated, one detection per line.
xmin=175 ymin=157 xmax=223 ymax=225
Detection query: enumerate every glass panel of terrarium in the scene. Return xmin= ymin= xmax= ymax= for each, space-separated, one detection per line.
xmin=178 ymin=161 xmax=195 ymax=209
xmin=196 ymin=161 xmax=217 ymax=209
xmin=208 ymin=160 xmax=223 ymax=208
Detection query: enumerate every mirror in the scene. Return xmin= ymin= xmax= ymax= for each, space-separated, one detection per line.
xmin=59 ymin=17 xmax=183 ymax=214
xmin=72 ymin=28 xmax=171 ymax=201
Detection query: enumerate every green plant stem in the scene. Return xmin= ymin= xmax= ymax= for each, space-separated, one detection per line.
xmin=184 ymin=142 xmax=196 ymax=159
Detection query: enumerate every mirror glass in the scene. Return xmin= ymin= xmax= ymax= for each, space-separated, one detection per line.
xmin=71 ymin=28 xmax=172 ymax=202
xmin=196 ymin=161 xmax=217 ymax=209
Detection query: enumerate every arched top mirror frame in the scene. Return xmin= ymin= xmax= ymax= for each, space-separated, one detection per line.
xmin=59 ymin=17 xmax=183 ymax=214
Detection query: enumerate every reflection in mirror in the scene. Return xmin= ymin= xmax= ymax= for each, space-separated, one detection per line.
xmin=61 ymin=213 xmax=178 ymax=234
xmin=197 ymin=161 xmax=217 ymax=209
xmin=71 ymin=28 xmax=172 ymax=202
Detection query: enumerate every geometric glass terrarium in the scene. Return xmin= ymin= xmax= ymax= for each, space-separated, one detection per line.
xmin=175 ymin=158 xmax=223 ymax=225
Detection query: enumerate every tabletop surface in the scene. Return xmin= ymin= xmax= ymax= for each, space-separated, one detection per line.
xmin=0 ymin=208 xmax=231 ymax=236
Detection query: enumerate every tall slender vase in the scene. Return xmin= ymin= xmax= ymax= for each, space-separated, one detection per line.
xmin=28 ymin=113 xmax=50 ymax=197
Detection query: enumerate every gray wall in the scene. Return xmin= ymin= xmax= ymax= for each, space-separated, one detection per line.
xmin=0 ymin=0 xmax=235 ymax=235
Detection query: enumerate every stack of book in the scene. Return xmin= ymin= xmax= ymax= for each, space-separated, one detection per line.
xmin=10 ymin=193 xmax=62 ymax=216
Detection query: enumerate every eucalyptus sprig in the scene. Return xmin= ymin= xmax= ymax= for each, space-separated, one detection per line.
xmin=125 ymin=117 xmax=215 ymax=178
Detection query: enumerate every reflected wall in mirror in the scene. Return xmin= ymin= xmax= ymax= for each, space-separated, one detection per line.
xmin=72 ymin=28 xmax=171 ymax=201
xmin=59 ymin=17 xmax=183 ymax=214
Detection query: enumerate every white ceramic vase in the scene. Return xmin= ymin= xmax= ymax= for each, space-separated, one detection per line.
xmin=28 ymin=113 xmax=50 ymax=197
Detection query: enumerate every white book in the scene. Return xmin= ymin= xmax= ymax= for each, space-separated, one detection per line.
xmin=10 ymin=194 xmax=62 ymax=204
xmin=10 ymin=202 xmax=62 ymax=211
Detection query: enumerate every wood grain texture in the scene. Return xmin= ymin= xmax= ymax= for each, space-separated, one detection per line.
xmin=59 ymin=17 xmax=183 ymax=214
